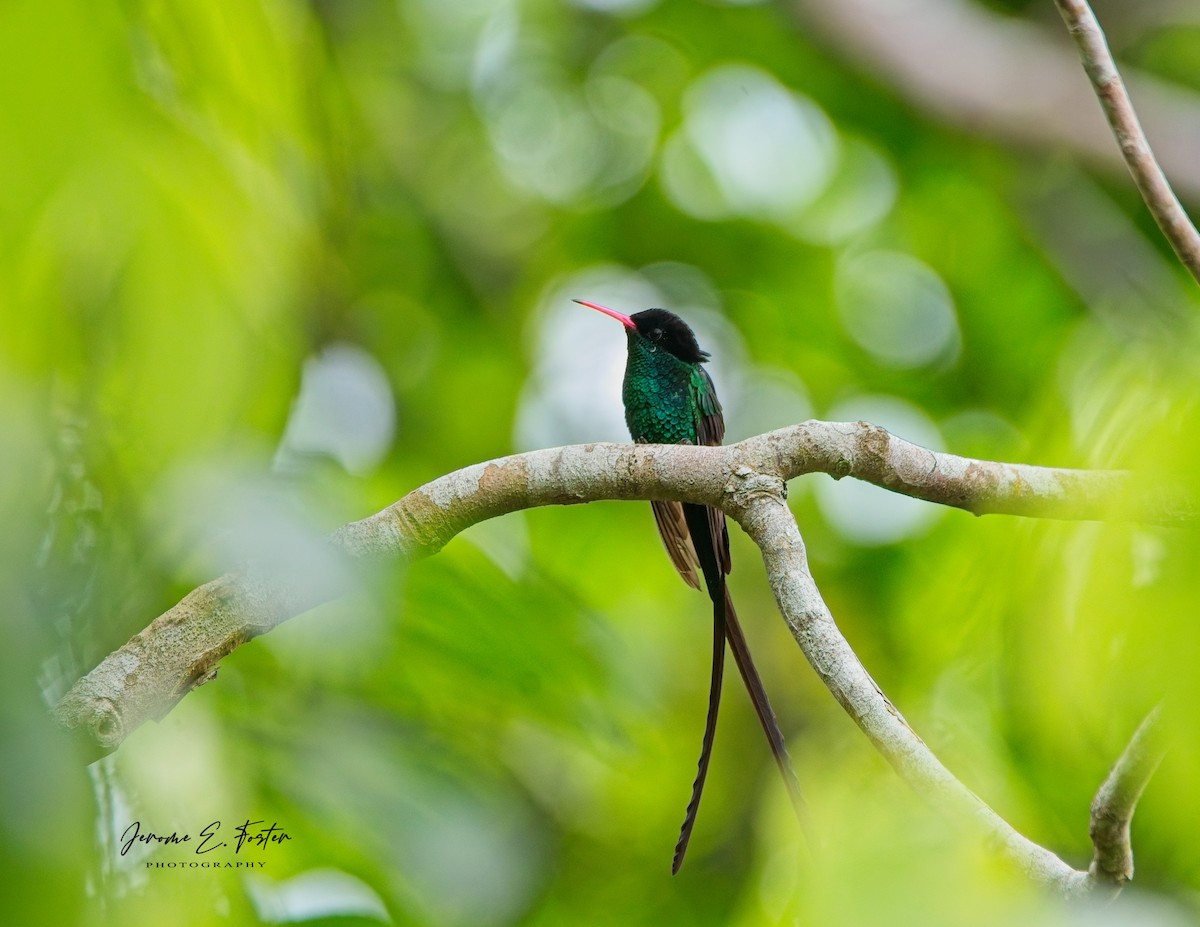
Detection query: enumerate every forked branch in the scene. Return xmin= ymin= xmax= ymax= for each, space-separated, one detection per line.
xmin=54 ymin=421 xmax=1193 ymax=755
xmin=51 ymin=422 xmax=1176 ymax=897
xmin=725 ymin=474 xmax=1162 ymax=896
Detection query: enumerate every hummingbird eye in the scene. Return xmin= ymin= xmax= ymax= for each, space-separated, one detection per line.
xmin=651 ymin=329 xmax=663 ymax=340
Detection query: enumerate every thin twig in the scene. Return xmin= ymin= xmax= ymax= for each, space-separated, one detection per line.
xmin=1088 ymin=705 xmax=1165 ymax=890
xmin=1052 ymin=0 xmax=1200 ymax=284
xmin=793 ymin=0 xmax=1200 ymax=201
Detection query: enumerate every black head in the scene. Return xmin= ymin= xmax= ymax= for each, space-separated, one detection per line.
xmin=630 ymin=308 xmax=710 ymax=364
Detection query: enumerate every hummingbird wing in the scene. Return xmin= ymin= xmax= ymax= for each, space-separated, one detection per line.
xmin=670 ymin=364 xmax=804 ymax=873
xmin=650 ymin=501 xmax=701 ymax=590
xmin=693 ymin=366 xmax=725 ymax=444
xmin=692 ymin=366 xmax=732 ymax=575
xmin=648 ymin=366 xmax=724 ymax=592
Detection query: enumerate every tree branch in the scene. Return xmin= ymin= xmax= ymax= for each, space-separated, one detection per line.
xmin=724 ymin=473 xmax=1086 ymax=892
xmin=724 ymin=474 xmax=1160 ymax=896
xmin=1052 ymin=0 xmax=1200 ymax=284
xmin=53 ymin=421 xmax=1196 ymax=758
xmin=752 ymin=421 xmax=1195 ymax=524
xmin=1088 ymin=705 xmax=1165 ymax=890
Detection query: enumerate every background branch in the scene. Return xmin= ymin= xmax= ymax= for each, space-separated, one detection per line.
xmin=1088 ymin=705 xmax=1166 ymax=889
xmin=1052 ymin=0 xmax=1200 ymax=284
xmin=792 ymin=0 xmax=1200 ymax=200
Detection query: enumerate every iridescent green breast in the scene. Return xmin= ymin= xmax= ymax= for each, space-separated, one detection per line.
xmin=621 ymin=334 xmax=699 ymax=445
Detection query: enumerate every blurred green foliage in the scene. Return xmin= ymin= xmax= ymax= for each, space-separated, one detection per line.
xmin=5 ymin=0 xmax=1200 ymax=925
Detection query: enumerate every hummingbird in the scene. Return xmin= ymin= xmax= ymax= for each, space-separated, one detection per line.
xmin=574 ymin=299 xmax=804 ymax=873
